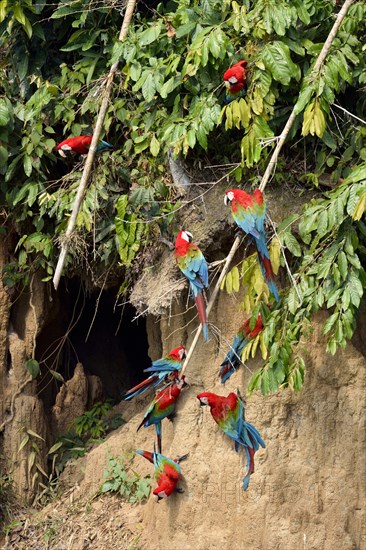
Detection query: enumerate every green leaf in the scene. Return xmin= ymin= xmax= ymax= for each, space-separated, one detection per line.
xmin=142 ymin=73 xmax=156 ymax=102
xmin=261 ymin=42 xmax=300 ymax=86
xmin=338 ymin=251 xmax=348 ymax=281
xmin=353 ymin=193 xmax=366 ymax=221
xmin=50 ymin=370 xmax=65 ymax=382
xmin=51 ymin=4 xmax=80 ymax=18
xmin=48 ymin=441 xmax=64 ymax=454
xmin=139 ymin=23 xmax=161 ymax=46
xmin=247 ymin=369 xmax=263 ymax=395
xmin=225 ymin=271 xmax=233 ymax=294
xmin=322 ymin=312 xmax=338 ymax=335
xmin=160 ymin=76 xmax=178 ymax=99
xmin=0 ymin=99 xmax=10 ymax=126
xmin=25 ymin=359 xmax=40 ymax=379
xmin=294 ymin=86 xmax=314 ymax=115
xmin=150 ymin=135 xmax=160 ymax=157
xmin=18 ymin=434 xmax=30 ymax=452
xmin=348 ymin=272 xmax=363 ymax=307
xmin=27 ymin=429 xmax=44 ymax=440
xmin=287 ymin=287 xmax=299 ymax=314
xmin=0 ymin=0 xmax=8 ymax=23
xmin=23 ymin=155 xmax=32 ymax=177
xmin=231 ymin=266 xmax=240 ymax=292
xmin=0 ymin=145 xmax=9 ymax=168
xmin=282 ymin=232 xmax=301 ymax=257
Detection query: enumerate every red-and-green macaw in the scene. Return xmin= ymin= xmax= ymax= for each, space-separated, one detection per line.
xmin=197 ymin=390 xmax=265 ymax=490
xmin=137 ymin=377 xmax=187 ymax=453
xmin=123 ymin=346 xmax=186 ymax=401
xmin=56 ymin=135 xmax=113 ymax=157
xmin=219 ymin=314 xmax=264 ymax=383
xmin=175 ymin=230 xmax=209 ymax=341
xmin=223 ymin=60 xmax=248 ymax=104
xmin=136 ymin=447 xmax=188 ymax=501
xmin=224 ymin=189 xmax=280 ymax=302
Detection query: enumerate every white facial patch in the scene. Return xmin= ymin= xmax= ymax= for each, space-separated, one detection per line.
xmin=224 ymin=191 xmax=234 ymax=205
xmin=228 ymin=76 xmax=238 ymax=84
xmin=181 ymin=230 xmax=193 ymax=242
xmin=178 ymin=348 xmax=186 ymax=360
xmin=199 ymin=397 xmax=208 ymax=405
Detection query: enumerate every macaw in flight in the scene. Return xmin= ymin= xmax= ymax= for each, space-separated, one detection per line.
xmin=137 ymin=376 xmax=187 ymax=454
xmin=123 ymin=346 xmax=186 ymax=401
xmin=175 ymin=230 xmax=209 ymax=341
xmin=223 ymin=60 xmax=248 ymax=104
xmin=224 ymin=188 xmax=280 ymax=302
xmin=197 ymin=389 xmax=265 ymax=490
xmin=219 ymin=314 xmax=264 ymax=383
xmin=136 ymin=446 xmax=188 ymax=501
xmin=56 ymin=135 xmax=113 ymax=157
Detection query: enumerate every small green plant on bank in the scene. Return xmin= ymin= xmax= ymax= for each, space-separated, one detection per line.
xmin=100 ymin=453 xmax=152 ymax=504
xmin=43 ymin=517 xmax=63 ymax=544
xmin=18 ymin=428 xmax=48 ymax=490
xmin=48 ymin=401 xmax=125 ymax=476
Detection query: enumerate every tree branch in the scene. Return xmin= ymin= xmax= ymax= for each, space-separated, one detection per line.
xmin=259 ymin=0 xmax=355 ymax=193
xmin=53 ymin=0 xmax=137 ymax=290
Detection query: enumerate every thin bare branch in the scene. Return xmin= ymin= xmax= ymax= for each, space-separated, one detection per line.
xmin=259 ymin=0 xmax=355 ymax=193
xmin=53 ymin=0 xmax=137 ymax=290
xmin=333 ymin=103 xmax=366 ymax=126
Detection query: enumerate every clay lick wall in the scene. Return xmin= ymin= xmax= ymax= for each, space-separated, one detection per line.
xmin=0 ymin=273 xmax=152 ymax=503
xmin=137 ymin=294 xmax=366 ymax=550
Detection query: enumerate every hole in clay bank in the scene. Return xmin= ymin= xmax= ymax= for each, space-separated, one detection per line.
xmin=35 ymin=278 xmax=151 ymax=411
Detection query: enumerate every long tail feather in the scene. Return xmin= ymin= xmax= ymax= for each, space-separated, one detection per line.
xmin=242 ymin=446 xmax=256 ymax=491
xmin=155 ymin=422 xmax=162 ymax=454
xmin=194 ymin=292 xmax=209 ymax=341
xmin=256 ymin=247 xmax=280 ymax=303
xmin=122 ymin=375 xmax=160 ymax=401
xmin=219 ymin=362 xmax=236 ymax=383
xmin=97 ymin=140 xmax=114 ymax=151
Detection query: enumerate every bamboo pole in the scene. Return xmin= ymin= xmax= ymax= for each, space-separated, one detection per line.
xmin=53 ymin=0 xmax=137 ymax=290
xmin=181 ymin=0 xmax=355 ymax=375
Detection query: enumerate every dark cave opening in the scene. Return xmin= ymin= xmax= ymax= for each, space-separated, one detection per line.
xmin=35 ymin=279 xmax=152 ymax=411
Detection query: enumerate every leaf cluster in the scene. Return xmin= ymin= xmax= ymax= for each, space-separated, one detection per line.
xmin=48 ymin=401 xmax=125 ymax=476
xmin=100 ymin=454 xmax=152 ymax=504
xmin=1 ymin=0 xmax=365 ymax=290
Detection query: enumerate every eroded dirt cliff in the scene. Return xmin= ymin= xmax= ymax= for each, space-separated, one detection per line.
xmin=3 ymin=299 xmax=365 ymax=550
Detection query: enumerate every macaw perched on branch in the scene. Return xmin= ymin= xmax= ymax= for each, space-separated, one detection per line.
xmin=224 ymin=189 xmax=280 ymax=302
xmin=56 ymin=135 xmax=113 ymax=157
xmin=175 ymin=230 xmax=209 ymax=341
xmin=137 ymin=377 xmax=187 ymax=453
xmin=219 ymin=314 xmax=264 ymax=383
xmin=223 ymin=60 xmax=248 ymax=104
xmin=122 ymin=346 xmax=186 ymax=401
xmin=136 ymin=447 xmax=188 ymax=501
xmin=197 ymin=390 xmax=265 ymax=490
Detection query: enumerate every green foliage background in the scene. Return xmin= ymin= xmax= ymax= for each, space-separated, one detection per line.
xmin=1 ymin=0 xmax=366 ymax=393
